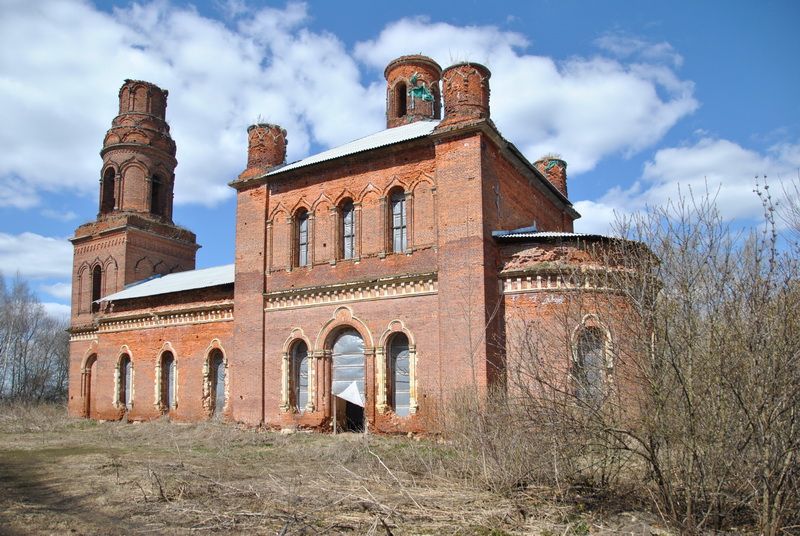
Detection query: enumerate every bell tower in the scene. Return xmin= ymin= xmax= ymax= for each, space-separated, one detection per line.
xmin=70 ymin=80 xmax=199 ymax=327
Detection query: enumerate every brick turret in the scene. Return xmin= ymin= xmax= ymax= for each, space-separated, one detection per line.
xmin=534 ymin=157 xmax=568 ymax=198
xmin=70 ymin=80 xmax=198 ymax=327
xmin=100 ymin=80 xmax=177 ymax=221
xmin=440 ymin=62 xmax=491 ymax=126
xmin=238 ymin=123 xmax=287 ymax=180
xmin=385 ymin=55 xmax=442 ymax=128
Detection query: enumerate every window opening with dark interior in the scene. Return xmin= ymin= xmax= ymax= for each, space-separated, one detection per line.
xmin=160 ymin=351 xmax=175 ymax=411
xmin=150 ymin=175 xmax=163 ymax=216
xmin=575 ymin=328 xmax=606 ymax=406
xmin=394 ymin=82 xmax=407 ymax=118
xmin=101 ymin=168 xmax=115 ymax=214
xmin=119 ymin=354 xmax=132 ymax=409
xmin=91 ymin=265 xmax=102 ymax=313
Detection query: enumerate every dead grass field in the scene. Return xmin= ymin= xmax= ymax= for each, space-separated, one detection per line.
xmin=0 ymin=404 xmax=670 ymax=535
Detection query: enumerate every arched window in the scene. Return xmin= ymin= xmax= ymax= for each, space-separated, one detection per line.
xmin=389 ymin=189 xmax=407 ymax=253
xmin=159 ymin=351 xmax=175 ymax=411
xmin=209 ymin=349 xmax=226 ymax=418
xmin=340 ymin=200 xmax=355 ymax=260
xmin=118 ymin=354 xmax=132 ymax=409
xmin=574 ymin=328 xmax=606 ymax=406
xmin=150 ymin=175 xmax=162 ymax=216
xmin=291 ymin=341 xmax=309 ymax=412
xmin=388 ymin=333 xmax=411 ymax=417
xmin=101 ymin=168 xmax=115 ymax=214
xmin=295 ymin=209 xmax=309 ymax=267
xmin=394 ymin=82 xmax=407 ymax=118
xmin=91 ymin=265 xmax=102 ymax=313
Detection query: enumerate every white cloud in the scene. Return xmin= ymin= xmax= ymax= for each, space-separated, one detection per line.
xmin=2 ymin=2 xmax=696 ymax=214
xmin=354 ymin=18 xmax=698 ymax=175
xmin=595 ymin=33 xmax=684 ymax=68
xmin=0 ymin=0 xmax=382 ymax=209
xmin=40 ymin=281 xmax=72 ymax=300
xmin=42 ymin=301 xmax=71 ymax=319
xmin=573 ymin=138 xmax=800 ymax=233
xmin=0 ymin=232 xmax=72 ymax=279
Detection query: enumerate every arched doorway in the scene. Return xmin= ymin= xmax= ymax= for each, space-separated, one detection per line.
xmin=331 ymin=329 xmax=365 ymax=432
xmin=83 ymin=355 xmax=97 ymax=418
xmin=209 ymin=349 xmax=226 ymax=418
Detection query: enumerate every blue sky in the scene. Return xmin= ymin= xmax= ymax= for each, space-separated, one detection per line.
xmin=1 ymin=0 xmax=798 ymax=317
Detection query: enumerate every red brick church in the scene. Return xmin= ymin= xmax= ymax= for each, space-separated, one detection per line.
xmin=68 ymin=55 xmax=625 ymax=432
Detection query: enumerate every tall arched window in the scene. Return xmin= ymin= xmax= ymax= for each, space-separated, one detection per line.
xmin=574 ymin=328 xmax=606 ymax=406
xmin=291 ymin=341 xmax=309 ymax=412
xmin=150 ymin=175 xmax=162 ymax=216
xmin=160 ymin=351 xmax=176 ymax=411
xmin=389 ymin=189 xmax=407 ymax=253
xmin=209 ymin=349 xmax=226 ymax=418
xmin=388 ymin=334 xmax=411 ymax=416
xmin=118 ymin=354 xmax=132 ymax=409
xmin=341 ymin=200 xmax=355 ymax=260
xmin=91 ymin=265 xmax=102 ymax=313
xmin=101 ymin=168 xmax=115 ymax=214
xmin=295 ymin=209 xmax=309 ymax=267
xmin=394 ymin=82 xmax=407 ymax=118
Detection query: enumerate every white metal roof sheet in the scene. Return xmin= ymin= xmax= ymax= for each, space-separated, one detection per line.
xmin=266 ymin=120 xmax=439 ymax=177
xmin=493 ymin=230 xmax=611 ymax=240
xmin=101 ymin=264 xmax=234 ymax=302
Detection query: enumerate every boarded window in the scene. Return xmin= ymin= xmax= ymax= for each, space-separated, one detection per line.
xmin=296 ymin=210 xmax=309 ymax=267
xmin=389 ymin=334 xmax=410 ymax=417
xmin=210 ymin=350 xmax=226 ymax=417
xmin=160 ymin=352 xmax=175 ymax=410
xmin=341 ymin=201 xmax=355 ymax=260
xmin=119 ymin=354 xmax=132 ymax=409
xmin=292 ymin=341 xmax=309 ymax=411
xmin=390 ymin=190 xmax=407 ymax=253
xmin=575 ymin=328 xmax=605 ymax=405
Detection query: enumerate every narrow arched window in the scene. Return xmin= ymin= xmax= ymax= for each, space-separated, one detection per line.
xmin=295 ymin=209 xmax=309 ymax=267
xmin=150 ymin=175 xmax=162 ymax=216
xmin=341 ymin=200 xmax=355 ymax=260
xmin=390 ymin=189 xmax=407 ymax=253
xmin=160 ymin=351 xmax=175 ymax=411
xmin=575 ymin=328 xmax=606 ymax=406
xmin=394 ymin=82 xmax=407 ymax=118
xmin=91 ymin=265 xmax=102 ymax=313
xmin=209 ymin=349 xmax=226 ymax=418
xmin=118 ymin=354 xmax=132 ymax=409
xmin=388 ymin=333 xmax=410 ymax=416
xmin=101 ymin=168 xmax=115 ymax=214
xmin=292 ymin=341 xmax=309 ymax=411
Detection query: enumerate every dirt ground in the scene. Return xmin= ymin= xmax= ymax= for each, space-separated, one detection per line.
xmin=0 ymin=405 xmax=670 ymax=535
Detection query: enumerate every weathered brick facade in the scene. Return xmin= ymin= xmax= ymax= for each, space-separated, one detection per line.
xmin=68 ymin=55 xmax=631 ymax=432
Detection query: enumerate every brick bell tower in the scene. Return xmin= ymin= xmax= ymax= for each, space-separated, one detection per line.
xmin=70 ymin=80 xmax=199 ymax=327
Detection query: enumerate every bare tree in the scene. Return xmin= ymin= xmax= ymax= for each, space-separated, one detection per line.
xmin=0 ymin=273 xmax=69 ymax=402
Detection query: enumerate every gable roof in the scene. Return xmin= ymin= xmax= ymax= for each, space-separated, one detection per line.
xmin=265 ymin=120 xmax=440 ymax=177
xmin=101 ymin=264 xmax=234 ymax=302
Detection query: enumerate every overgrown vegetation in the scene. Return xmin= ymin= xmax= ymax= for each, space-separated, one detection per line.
xmin=0 ymin=274 xmax=68 ymax=402
xmin=448 ymin=184 xmax=800 ymax=535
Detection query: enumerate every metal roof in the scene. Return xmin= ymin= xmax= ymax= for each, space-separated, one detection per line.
xmin=101 ymin=264 xmax=234 ymax=302
xmin=266 ymin=120 xmax=439 ymax=177
xmin=493 ymin=229 xmax=611 ymax=240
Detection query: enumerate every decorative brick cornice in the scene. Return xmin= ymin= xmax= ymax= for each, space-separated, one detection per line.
xmin=69 ymin=331 xmax=99 ymax=342
xmin=500 ymin=267 xmax=623 ymax=295
xmin=95 ymin=301 xmax=234 ymax=334
xmin=266 ymin=273 xmax=438 ymax=311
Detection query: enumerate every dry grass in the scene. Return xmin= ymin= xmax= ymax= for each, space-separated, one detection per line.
xmin=0 ymin=403 xmax=670 ymax=535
